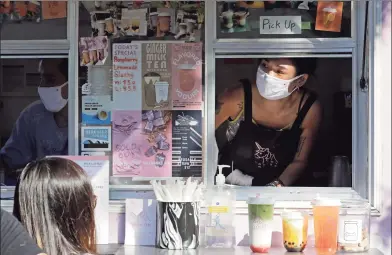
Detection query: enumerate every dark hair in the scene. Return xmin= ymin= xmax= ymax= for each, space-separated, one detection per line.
xmin=40 ymin=58 xmax=68 ymax=79
xmin=16 ymin=157 xmax=96 ymax=255
xmin=259 ymin=58 xmax=318 ymax=76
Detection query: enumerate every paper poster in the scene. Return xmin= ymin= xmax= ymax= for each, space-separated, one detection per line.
xmin=142 ymin=43 xmax=172 ymax=110
xmin=81 ymin=126 xmax=111 ymax=151
xmin=82 ymin=95 xmax=111 ymax=125
xmin=154 ymin=8 xmax=176 ymax=38
xmin=112 ymin=110 xmax=172 ymax=177
xmin=315 ymin=1 xmax=344 ymax=32
xmin=172 ymin=110 xmax=202 ymax=177
xmin=259 ymin=16 xmax=302 ymax=34
xmin=56 ymin=156 xmax=110 ymax=245
xmin=113 ymin=43 xmax=142 ymax=110
xmin=125 ymin=199 xmax=157 ymax=246
xmin=171 ymin=43 xmax=203 ymax=110
xmin=79 ymin=36 xmax=109 ymax=66
xmin=219 ymin=5 xmax=251 ymax=34
xmin=41 ymin=1 xmax=67 ymax=20
xmin=121 ymin=8 xmax=148 ymax=36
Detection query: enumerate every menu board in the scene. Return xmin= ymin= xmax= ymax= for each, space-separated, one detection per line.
xmin=112 ymin=110 xmax=172 ymax=177
xmin=113 ymin=43 xmax=142 ymax=110
xmin=142 ymin=43 xmax=172 ymax=110
xmin=171 ymin=43 xmax=203 ymax=110
xmin=171 ymin=110 xmax=202 ymax=177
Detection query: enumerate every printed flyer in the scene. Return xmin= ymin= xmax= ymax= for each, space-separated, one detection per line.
xmin=82 ymin=95 xmax=111 ymax=125
xmin=113 ymin=43 xmax=142 ymax=110
xmin=171 ymin=110 xmax=202 ymax=177
xmin=171 ymin=43 xmax=203 ymax=110
xmin=112 ymin=110 xmax=172 ymax=177
xmin=56 ymin=156 xmax=110 ymax=245
xmin=79 ymin=36 xmax=109 ymax=66
xmin=81 ymin=126 xmax=111 ymax=152
xmin=41 ymin=1 xmax=67 ymax=20
xmin=315 ymin=1 xmax=344 ymax=33
xmin=142 ymin=43 xmax=172 ymax=110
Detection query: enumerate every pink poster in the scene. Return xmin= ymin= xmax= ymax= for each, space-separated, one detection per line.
xmin=112 ymin=110 xmax=172 ymax=177
xmin=171 ymin=43 xmax=203 ymax=110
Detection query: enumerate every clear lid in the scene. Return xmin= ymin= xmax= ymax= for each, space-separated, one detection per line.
xmin=311 ymin=196 xmax=341 ymax=207
xmin=247 ymin=197 xmax=275 ymax=205
xmin=340 ymin=199 xmax=371 ymax=210
xmin=282 ymin=210 xmax=307 ymax=219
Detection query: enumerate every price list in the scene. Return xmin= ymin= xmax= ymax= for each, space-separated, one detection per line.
xmin=112 ymin=43 xmax=142 ymax=109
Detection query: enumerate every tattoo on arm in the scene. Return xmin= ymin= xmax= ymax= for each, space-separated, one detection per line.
xmin=237 ymin=101 xmax=244 ymax=111
xmin=296 ymin=137 xmax=306 ymax=158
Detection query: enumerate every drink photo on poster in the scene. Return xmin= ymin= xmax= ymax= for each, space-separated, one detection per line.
xmin=172 ymin=110 xmax=202 ymax=177
xmin=112 ymin=110 xmax=172 ymax=177
xmin=171 ymin=43 xmax=203 ymax=110
xmin=142 ymin=43 xmax=172 ymax=110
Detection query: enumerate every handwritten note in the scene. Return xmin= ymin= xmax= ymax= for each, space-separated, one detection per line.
xmin=113 ymin=43 xmax=142 ymax=110
xmin=41 ymin=1 xmax=67 ymax=20
xmin=260 ymin=16 xmax=302 ymax=35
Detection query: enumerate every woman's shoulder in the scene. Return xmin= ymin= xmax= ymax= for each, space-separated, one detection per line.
xmin=219 ymin=83 xmax=244 ymax=105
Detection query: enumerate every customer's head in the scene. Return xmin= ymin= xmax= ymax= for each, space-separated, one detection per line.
xmin=17 ymin=157 xmax=96 ymax=255
xmin=258 ymin=58 xmax=317 ymax=92
xmin=38 ymin=58 xmax=68 ymax=112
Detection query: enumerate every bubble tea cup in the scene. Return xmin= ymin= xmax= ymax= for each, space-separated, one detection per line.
xmin=247 ymin=197 xmax=275 ymax=253
xmin=312 ymin=197 xmax=341 ymax=255
xmin=282 ymin=210 xmax=308 ymax=252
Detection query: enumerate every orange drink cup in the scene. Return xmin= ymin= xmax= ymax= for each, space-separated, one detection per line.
xmin=312 ymin=198 xmax=341 ymax=255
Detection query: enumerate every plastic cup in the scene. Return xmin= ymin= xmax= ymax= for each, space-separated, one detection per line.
xmin=154 ymin=81 xmax=169 ymax=103
xmin=312 ymin=197 xmax=341 ymax=255
xmin=282 ymin=211 xmax=308 ymax=252
xmin=247 ymin=197 xmax=275 ymax=253
xmin=322 ymin=7 xmax=337 ymax=27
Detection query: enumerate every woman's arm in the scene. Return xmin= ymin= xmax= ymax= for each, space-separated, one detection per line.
xmin=278 ymin=100 xmax=322 ymax=186
xmin=215 ymin=85 xmax=244 ymax=130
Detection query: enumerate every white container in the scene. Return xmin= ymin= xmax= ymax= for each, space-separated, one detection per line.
xmin=204 ymin=165 xmax=236 ymax=248
xmin=338 ymin=200 xmax=370 ymax=252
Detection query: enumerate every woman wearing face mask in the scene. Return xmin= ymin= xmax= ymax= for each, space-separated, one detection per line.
xmin=216 ymin=58 xmax=321 ymax=187
xmin=0 ymin=59 xmax=69 ymax=184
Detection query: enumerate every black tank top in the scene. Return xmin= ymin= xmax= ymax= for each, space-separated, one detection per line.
xmin=218 ymin=79 xmax=317 ymax=186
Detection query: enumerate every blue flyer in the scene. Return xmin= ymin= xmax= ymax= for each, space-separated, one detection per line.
xmin=82 ymin=95 xmax=112 ymax=125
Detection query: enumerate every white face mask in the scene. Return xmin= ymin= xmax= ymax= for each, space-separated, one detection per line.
xmin=38 ymin=82 xmax=68 ymax=112
xmin=256 ymin=66 xmax=303 ymax=100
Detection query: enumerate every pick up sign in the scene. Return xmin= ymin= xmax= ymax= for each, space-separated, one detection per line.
xmin=260 ymin=16 xmax=302 ymax=34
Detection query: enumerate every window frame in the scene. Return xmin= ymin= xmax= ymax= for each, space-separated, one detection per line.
xmin=202 ymin=0 xmax=383 ymax=215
